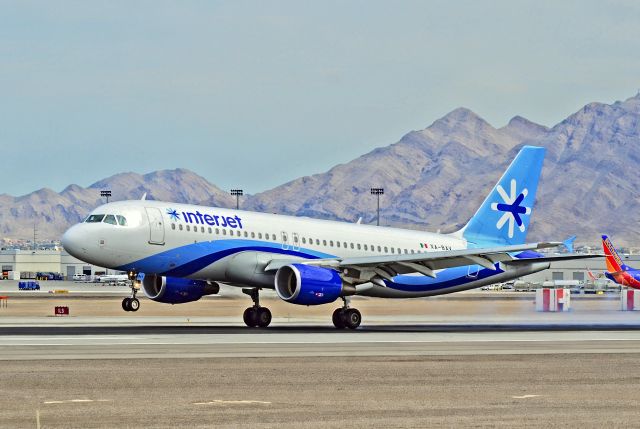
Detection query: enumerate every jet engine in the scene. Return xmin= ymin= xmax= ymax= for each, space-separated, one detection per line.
xmin=142 ymin=274 xmax=219 ymax=304
xmin=275 ymin=264 xmax=354 ymax=305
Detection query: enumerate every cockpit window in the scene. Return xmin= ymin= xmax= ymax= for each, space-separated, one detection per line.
xmin=103 ymin=215 xmax=117 ymax=225
xmin=86 ymin=214 xmax=105 ymax=223
xmin=116 ymin=215 xmax=127 ymax=226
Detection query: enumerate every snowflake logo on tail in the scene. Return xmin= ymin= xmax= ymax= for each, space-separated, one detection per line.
xmin=490 ymin=179 xmax=531 ymax=238
xmin=166 ymin=208 xmax=180 ymax=222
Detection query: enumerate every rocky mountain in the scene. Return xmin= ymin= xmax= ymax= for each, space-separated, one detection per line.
xmin=3 ymin=93 xmax=640 ymax=246
xmin=0 ymin=169 xmax=235 ymax=240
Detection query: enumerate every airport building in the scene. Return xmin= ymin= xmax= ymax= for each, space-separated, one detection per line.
xmin=0 ymin=249 xmax=120 ymax=279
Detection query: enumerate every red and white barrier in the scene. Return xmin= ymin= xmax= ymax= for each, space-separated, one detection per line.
xmin=535 ymin=288 xmax=571 ymax=312
xmin=620 ymin=289 xmax=640 ymax=311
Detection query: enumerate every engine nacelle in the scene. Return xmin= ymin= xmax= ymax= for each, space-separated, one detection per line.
xmin=142 ymin=274 xmax=219 ymax=304
xmin=275 ymin=264 xmax=352 ymax=306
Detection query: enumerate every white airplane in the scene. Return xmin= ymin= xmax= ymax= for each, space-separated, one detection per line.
xmin=61 ymin=146 xmax=593 ymax=329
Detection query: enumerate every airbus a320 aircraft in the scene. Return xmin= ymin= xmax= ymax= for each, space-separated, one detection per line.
xmin=602 ymin=235 xmax=640 ymax=288
xmin=62 ymin=146 xmax=592 ymax=329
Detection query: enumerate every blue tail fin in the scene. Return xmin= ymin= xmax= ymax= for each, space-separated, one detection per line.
xmin=459 ymin=146 xmax=545 ymax=247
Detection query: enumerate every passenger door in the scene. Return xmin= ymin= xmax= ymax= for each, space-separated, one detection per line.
xmin=145 ymin=207 xmax=165 ymax=245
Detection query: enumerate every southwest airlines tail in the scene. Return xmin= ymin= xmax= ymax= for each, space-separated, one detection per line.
xmin=602 ymin=235 xmax=631 ymax=274
xmin=458 ymin=146 xmax=545 ymax=247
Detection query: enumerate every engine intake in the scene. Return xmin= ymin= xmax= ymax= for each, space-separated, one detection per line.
xmin=142 ymin=274 xmax=219 ymax=304
xmin=275 ymin=264 xmax=352 ymax=306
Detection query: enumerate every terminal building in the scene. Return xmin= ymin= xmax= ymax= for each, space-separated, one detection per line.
xmin=0 ymin=249 xmax=121 ymax=279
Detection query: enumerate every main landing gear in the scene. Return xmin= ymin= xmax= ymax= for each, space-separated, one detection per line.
xmin=332 ymin=297 xmax=361 ymax=330
xmin=122 ymin=271 xmax=140 ymax=312
xmin=242 ymin=288 xmax=272 ymax=328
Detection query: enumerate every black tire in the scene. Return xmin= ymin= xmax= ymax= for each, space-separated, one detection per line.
xmin=129 ymin=298 xmax=140 ymax=312
xmin=121 ymin=298 xmax=131 ymax=312
xmin=332 ymin=308 xmax=346 ymax=329
xmin=256 ymin=307 xmax=272 ymax=328
xmin=344 ymin=308 xmax=362 ymax=330
xmin=243 ymin=307 xmax=258 ymax=327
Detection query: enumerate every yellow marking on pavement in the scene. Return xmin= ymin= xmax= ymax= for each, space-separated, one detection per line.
xmin=193 ymin=400 xmax=271 ymax=405
xmin=44 ymin=399 xmax=112 ymax=404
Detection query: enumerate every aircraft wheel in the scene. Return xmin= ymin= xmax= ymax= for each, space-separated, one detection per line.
xmin=256 ymin=307 xmax=272 ymax=327
xmin=122 ymin=297 xmax=131 ymax=312
xmin=243 ymin=307 xmax=258 ymax=327
xmin=332 ymin=308 xmax=346 ymax=329
xmin=129 ymin=298 xmax=140 ymax=312
xmin=344 ymin=308 xmax=361 ymax=330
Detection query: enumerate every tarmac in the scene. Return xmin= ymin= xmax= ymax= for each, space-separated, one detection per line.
xmin=2 ymin=281 xmax=640 ymax=427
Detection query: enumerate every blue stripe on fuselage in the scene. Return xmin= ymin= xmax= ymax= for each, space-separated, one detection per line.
xmin=118 ymin=240 xmax=536 ymax=293
xmin=116 ymin=239 xmax=334 ymax=276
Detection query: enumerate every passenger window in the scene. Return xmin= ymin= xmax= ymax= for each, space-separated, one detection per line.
xmin=350 ymin=243 xmax=354 ymax=249
xmin=377 ymin=246 xmax=381 ymax=252
xmin=208 ymin=227 xmax=212 ymax=233
xmin=391 ymin=248 xmax=395 ymax=254
xmin=272 ymin=234 xmax=276 ymax=240
xmin=222 ymin=229 xmax=226 ymax=235
xmin=329 ymin=240 xmax=333 ymax=247
xmin=259 ymin=233 xmax=263 ymax=239
xmin=411 ymin=249 xmax=415 ymax=254
xmin=364 ymin=244 xmax=368 ymax=251
xmin=302 ymin=237 xmax=306 ymax=244
xmin=186 ymin=225 xmax=190 ymax=231
xmin=103 ymin=215 xmax=117 ymax=225
xmin=384 ymin=246 xmax=388 ymax=252
xmin=171 ymin=224 xmax=176 ymax=230
xmin=336 ymin=241 xmax=340 ymax=248
xmin=316 ymin=239 xmax=320 ymax=245
xmin=357 ymin=244 xmax=361 ymax=250
xmin=116 ymin=215 xmax=127 ymax=226
xmin=323 ymin=240 xmax=327 ymax=246
xmin=343 ymin=242 xmax=347 ymax=248
xmin=265 ymin=232 xmax=269 ymax=239
xmin=201 ymin=227 xmax=205 ymax=233
xmin=251 ymin=232 xmax=255 ymax=238
xmin=244 ymin=231 xmax=248 ymax=237
xmin=397 ymin=248 xmax=401 ymax=254
xmin=179 ymin=224 xmax=183 ymax=231
xmin=85 ymin=214 xmax=105 ymax=223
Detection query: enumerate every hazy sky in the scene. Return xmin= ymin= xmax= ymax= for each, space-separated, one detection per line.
xmin=2 ymin=0 xmax=640 ymax=196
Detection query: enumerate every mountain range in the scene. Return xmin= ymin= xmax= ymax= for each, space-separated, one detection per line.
xmin=3 ymin=93 xmax=640 ymax=246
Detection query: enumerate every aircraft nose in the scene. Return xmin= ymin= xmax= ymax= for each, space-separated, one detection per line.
xmin=61 ymin=224 xmax=86 ymax=258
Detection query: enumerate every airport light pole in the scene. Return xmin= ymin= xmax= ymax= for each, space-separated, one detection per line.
xmin=370 ymin=187 xmax=384 ymax=226
xmin=100 ymin=190 xmax=112 ymax=203
xmin=231 ymin=189 xmax=243 ymax=210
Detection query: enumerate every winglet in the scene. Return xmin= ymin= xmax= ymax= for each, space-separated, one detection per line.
xmin=563 ymin=235 xmax=576 ymax=253
xmin=141 ymin=192 xmax=147 ymax=201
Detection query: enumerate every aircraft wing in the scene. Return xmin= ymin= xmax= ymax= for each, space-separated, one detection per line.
xmin=504 ymin=254 xmax=603 ymax=265
xmin=264 ymin=242 xmax=563 ymax=281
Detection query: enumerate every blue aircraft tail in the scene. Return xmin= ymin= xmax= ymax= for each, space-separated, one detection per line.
xmin=458 ymin=146 xmax=545 ymax=247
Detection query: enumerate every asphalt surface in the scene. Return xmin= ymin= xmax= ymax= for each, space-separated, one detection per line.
xmin=2 ymin=290 xmax=640 ymax=427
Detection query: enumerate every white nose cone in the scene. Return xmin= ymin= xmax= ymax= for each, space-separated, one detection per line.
xmin=61 ymin=224 xmax=85 ymax=259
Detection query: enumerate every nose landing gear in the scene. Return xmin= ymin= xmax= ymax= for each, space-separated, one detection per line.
xmin=332 ymin=297 xmax=361 ymax=330
xmin=122 ymin=270 xmax=140 ymax=312
xmin=242 ymin=288 xmax=272 ymax=327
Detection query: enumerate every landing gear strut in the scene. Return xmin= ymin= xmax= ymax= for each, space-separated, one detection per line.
xmin=242 ymin=288 xmax=272 ymax=328
xmin=332 ymin=297 xmax=361 ymax=330
xmin=122 ymin=270 xmax=140 ymax=312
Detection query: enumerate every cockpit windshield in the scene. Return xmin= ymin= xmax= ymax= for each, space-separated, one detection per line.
xmin=85 ymin=214 xmax=105 ymax=223
xmin=84 ymin=213 xmax=128 ymax=226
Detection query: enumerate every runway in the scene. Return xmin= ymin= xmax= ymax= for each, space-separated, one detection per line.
xmin=3 ymin=324 xmax=640 ymax=360
xmin=3 ymin=294 xmax=640 ymax=427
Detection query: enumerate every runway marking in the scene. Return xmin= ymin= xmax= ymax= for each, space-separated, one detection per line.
xmin=512 ymin=395 xmax=541 ymax=399
xmin=193 ymin=400 xmax=271 ymax=406
xmin=44 ymin=399 xmax=112 ymax=404
xmin=6 ymin=337 xmax=640 ymax=346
